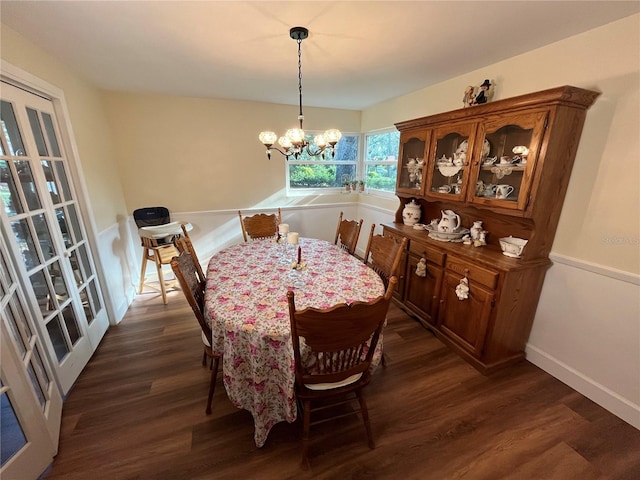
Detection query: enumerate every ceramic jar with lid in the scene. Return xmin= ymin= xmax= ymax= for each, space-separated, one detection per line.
xmin=402 ymin=200 xmax=421 ymax=226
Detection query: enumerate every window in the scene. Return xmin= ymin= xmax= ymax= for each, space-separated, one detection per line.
xmin=364 ymin=129 xmax=399 ymax=193
xmin=287 ymin=133 xmax=359 ymax=192
xmin=285 ymin=129 xmax=400 ymax=194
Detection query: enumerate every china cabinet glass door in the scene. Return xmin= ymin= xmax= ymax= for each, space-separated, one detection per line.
xmin=396 ymin=129 xmax=429 ymax=194
xmin=425 ymin=123 xmax=478 ymax=200
xmin=0 ymin=80 xmax=108 ymax=394
xmin=470 ymin=112 xmax=547 ymax=210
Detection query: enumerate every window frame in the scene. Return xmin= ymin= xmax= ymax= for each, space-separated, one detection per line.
xmin=362 ymin=127 xmax=400 ymax=198
xmin=285 ymin=131 xmax=361 ymax=196
xmin=284 ymin=127 xmax=399 ymax=198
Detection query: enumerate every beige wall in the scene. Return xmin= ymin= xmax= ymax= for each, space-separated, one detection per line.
xmin=362 ymin=14 xmax=640 ymax=274
xmin=101 ymin=92 xmax=361 ymax=213
xmin=0 ymin=25 xmax=128 ymax=233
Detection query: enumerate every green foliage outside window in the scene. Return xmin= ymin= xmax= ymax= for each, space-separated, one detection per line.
xmin=286 ymin=130 xmax=400 ymax=192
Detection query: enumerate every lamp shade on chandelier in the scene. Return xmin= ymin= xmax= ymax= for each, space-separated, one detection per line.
xmin=259 ymin=27 xmax=342 ymax=160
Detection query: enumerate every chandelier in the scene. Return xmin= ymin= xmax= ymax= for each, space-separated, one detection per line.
xmin=258 ymin=26 xmax=342 ymax=160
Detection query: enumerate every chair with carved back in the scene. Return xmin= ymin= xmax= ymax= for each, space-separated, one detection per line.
xmin=170 ymin=251 xmax=220 ymax=414
xmin=238 ymin=208 xmax=282 ymax=242
xmin=363 ymin=224 xmax=408 ymax=288
xmin=362 ymin=225 xmax=407 ymax=367
xmin=286 ymin=276 xmax=397 ymax=467
xmin=175 ymin=233 xmax=206 ymax=285
xmin=333 ymin=211 xmax=363 ymax=256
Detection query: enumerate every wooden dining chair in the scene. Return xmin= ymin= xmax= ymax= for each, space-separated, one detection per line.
xmin=363 ymin=225 xmax=407 ymax=367
xmin=363 ymin=224 xmax=408 ymax=288
xmin=170 ymin=251 xmax=220 ymax=415
xmin=334 ymin=211 xmax=363 ymax=256
xmin=238 ymin=208 xmax=282 ymax=242
xmin=287 ymin=276 xmax=397 ymax=467
xmin=175 ymin=234 xmax=206 ymax=285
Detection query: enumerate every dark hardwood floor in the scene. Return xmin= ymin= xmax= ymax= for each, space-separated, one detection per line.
xmin=44 ymin=287 xmax=640 ymax=480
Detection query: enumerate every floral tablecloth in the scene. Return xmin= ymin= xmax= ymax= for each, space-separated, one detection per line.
xmin=204 ymin=238 xmax=384 ymax=447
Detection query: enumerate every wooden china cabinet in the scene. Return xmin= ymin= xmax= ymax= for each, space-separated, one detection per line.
xmin=385 ymin=86 xmax=599 ymax=373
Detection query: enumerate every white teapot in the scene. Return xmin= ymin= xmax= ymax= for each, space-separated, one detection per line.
xmin=438 ymin=209 xmax=461 ymax=232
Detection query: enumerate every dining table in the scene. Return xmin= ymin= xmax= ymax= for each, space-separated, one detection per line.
xmin=204 ymin=237 xmax=385 ymax=448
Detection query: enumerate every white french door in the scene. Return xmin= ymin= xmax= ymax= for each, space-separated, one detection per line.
xmin=0 ymin=232 xmax=61 ymax=479
xmin=0 ymin=80 xmax=109 ymax=394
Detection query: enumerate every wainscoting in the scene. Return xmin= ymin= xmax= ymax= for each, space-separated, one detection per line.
xmin=527 ymin=254 xmax=640 ymax=430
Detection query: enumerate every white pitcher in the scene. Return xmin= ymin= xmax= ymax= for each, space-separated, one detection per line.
xmin=438 ymin=210 xmax=461 ymax=232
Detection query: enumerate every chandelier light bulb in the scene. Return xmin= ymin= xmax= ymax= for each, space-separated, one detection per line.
xmin=286 ymin=128 xmax=305 ymax=145
xmin=314 ymin=134 xmax=327 ymax=147
xmin=324 ymin=129 xmax=342 ymax=145
xmin=259 ymin=131 xmax=277 ymax=146
xmin=278 ymin=136 xmax=292 ymax=149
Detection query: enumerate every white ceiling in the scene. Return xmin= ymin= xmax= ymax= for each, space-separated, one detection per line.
xmin=2 ymin=1 xmax=638 ymax=110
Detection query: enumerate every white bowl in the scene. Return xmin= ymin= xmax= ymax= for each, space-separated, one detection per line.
xmin=499 ymin=236 xmax=528 ymax=258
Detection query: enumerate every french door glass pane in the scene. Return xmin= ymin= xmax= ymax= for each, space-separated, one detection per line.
xmin=0 ymin=380 xmax=28 ymax=466
xmin=0 ymin=100 xmax=26 ymax=156
xmin=28 ymin=269 xmax=54 ymax=317
xmin=26 ymin=108 xmax=48 ymax=156
xmin=4 ymin=305 xmax=27 ymax=358
xmin=41 ymin=160 xmax=61 ymax=204
xmin=10 ymin=296 xmax=32 ymax=338
xmin=31 ymin=345 xmax=51 ymax=396
xmin=45 ymin=316 xmax=69 ymax=362
xmin=48 ymin=260 xmax=68 ymax=300
xmin=78 ymin=287 xmax=94 ymax=322
xmin=69 ymin=249 xmax=83 ymax=287
xmin=67 ymin=204 xmax=83 ymax=242
xmin=0 ymin=160 xmax=24 ymax=216
xmin=13 ymin=160 xmax=41 ymax=211
xmin=53 ymin=161 xmax=71 ymax=201
xmin=61 ymin=304 xmax=80 ymax=345
xmin=10 ymin=218 xmax=38 ymax=270
xmin=55 ymin=207 xmax=72 ymax=248
xmin=42 ymin=113 xmax=61 ymax=157
xmin=26 ymin=363 xmax=46 ymax=407
xmin=88 ymin=280 xmax=101 ymax=321
xmin=32 ymin=213 xmax=55 ymax=261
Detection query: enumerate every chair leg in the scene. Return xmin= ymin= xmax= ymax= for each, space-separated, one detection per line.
xmin=154 ymin=254 xmax=168 ymax=305
xmin=202 ymin=348 xmax=207 ymax=367
xmin=206 ymin=356 xmax=220 ymax=415
xmin=356 ymin=390 xmax=375 ymax=449
xmin=301 ymin=399 xmax=312 ymax=468
xmin=138 ymin=248 xmax=149 ymax=294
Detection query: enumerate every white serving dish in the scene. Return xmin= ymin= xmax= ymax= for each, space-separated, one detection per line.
xmin=425 ymin=225 xmax=470 ymax=242
xmin=499 ymin=236 xmax=528 ymax=258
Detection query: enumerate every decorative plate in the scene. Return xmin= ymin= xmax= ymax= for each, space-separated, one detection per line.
xmin=458 ymin=139 xmax=491 ymax=158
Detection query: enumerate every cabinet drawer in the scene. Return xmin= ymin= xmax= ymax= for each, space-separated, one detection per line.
xmin=409 ymin=240 xmax=445 ymax=266
xmin=382 ymin=228 xmax=408 ymax=251
xmin=445 ymin=256 xmax=498 ymax=289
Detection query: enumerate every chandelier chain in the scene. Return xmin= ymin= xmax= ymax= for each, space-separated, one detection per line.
xmin=297 ymin=37 xmax=303 ymax=126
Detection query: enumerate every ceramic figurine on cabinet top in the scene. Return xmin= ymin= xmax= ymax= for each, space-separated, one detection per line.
xmin=470 ymin=79 xmax=495 ymax=106
xmin=463 ymin=85 xmax=475 ymax=108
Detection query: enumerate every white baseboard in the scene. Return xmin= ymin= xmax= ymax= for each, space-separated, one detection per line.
xmin=526 ymin=344 xmax=640 ymax=430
